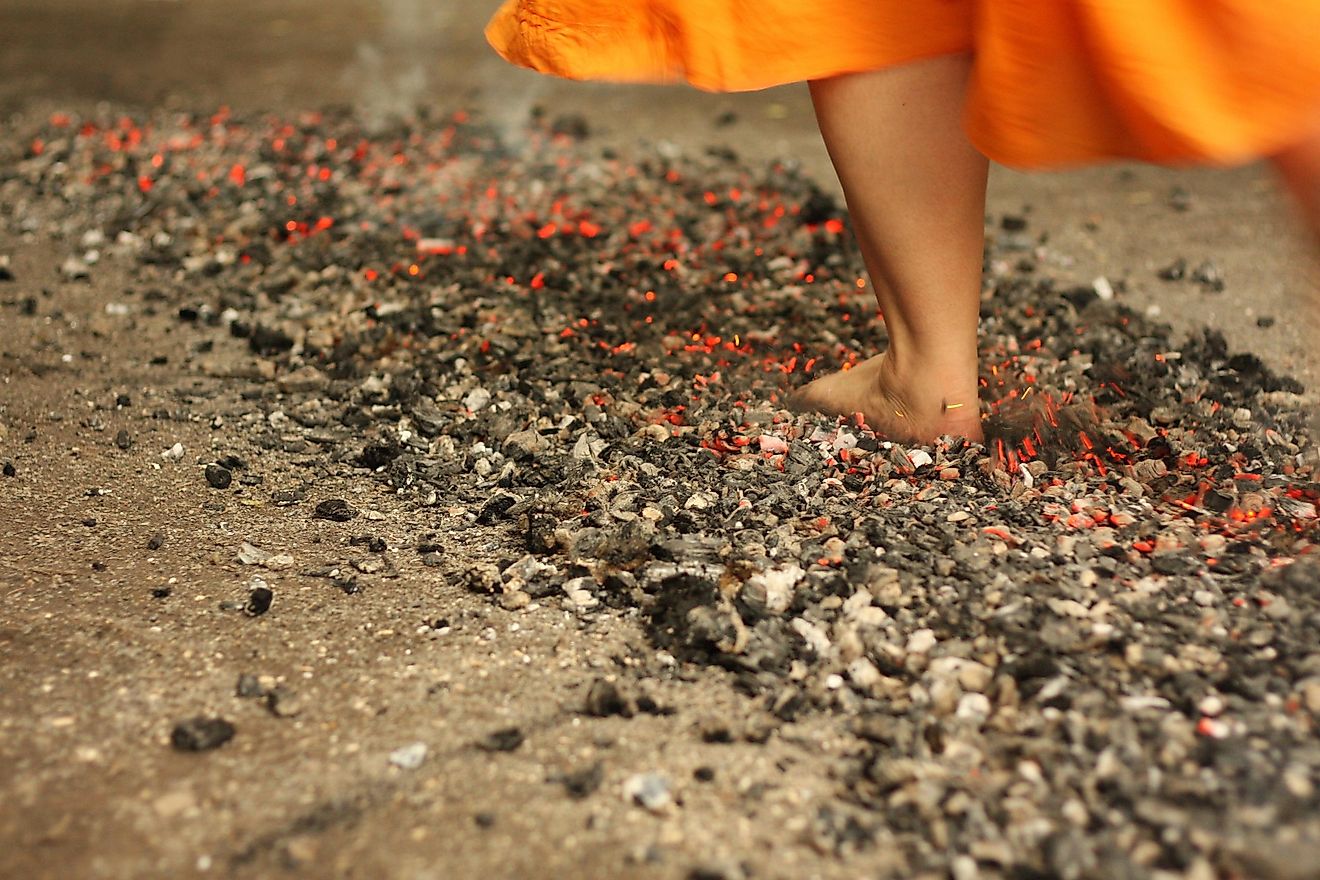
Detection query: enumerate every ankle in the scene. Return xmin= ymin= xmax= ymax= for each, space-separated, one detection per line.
xmin=878 ymin=348 xmax=979 ymax=415
xmin=883 ymin=337 xmax=976 ymax=378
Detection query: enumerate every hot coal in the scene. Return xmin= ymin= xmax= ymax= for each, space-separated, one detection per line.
xmin=8 ymin=105 xmax=1319 ymax=880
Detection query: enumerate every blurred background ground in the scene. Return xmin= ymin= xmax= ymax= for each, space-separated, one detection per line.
xmin=4 ymin=0 xmax=1318 ymax=387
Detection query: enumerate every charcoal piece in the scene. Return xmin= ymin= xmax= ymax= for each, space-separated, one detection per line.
xmin=244 ymin=586 xmax=273 ymax=617
xmin=1003 ymin=653 xmax=1059 ymax=682
xmin=477 ymin=727 xmax=525 ymax=752
xmin=557 ymin=762 xmax=604 ymax=799
xmin=313 ymin=499 xmax=357 ymax=521
xmin=476 ymin=494 xmax=517 ymax=525
xmin=248 ymin=324 xmax=293 ymax=354
xmin=170 ymin=717 xmax=235 ymax=752
xmin=204 ymin=464 xmax=232 ymax=489
xmin=1157 ymin=258 xmax=1187 ymax=281
xmin=550 ymin=114 xmax=589 ymax=139
xmin=526 ymin=512 xmax=559 ymax=555
xmin=583 ymin=679 xmax=633 ymax=718
xmin=799 ymin=187 xmax=838 ymax=225
xmin=359 ymin=441 xmax=401 ymax=469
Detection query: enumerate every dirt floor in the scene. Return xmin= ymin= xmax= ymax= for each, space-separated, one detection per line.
xmin=1 ymin=237 xmax=877 ymax=880
xmin=2 ymin=4 xmax=1319 ymax=880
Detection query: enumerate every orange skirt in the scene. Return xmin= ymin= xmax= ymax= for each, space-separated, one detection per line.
xmin=486 ymin=1 xmax=1320 ymax=168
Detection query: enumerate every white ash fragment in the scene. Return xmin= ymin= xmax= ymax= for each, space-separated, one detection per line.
xmin=237 ymin=542 xmax=296 ymax=569
xmin=905 ymin=628 xmax=937 ymax=655
xmin=846 ymin=658 xmax=882 ymax=692
xmin=790 ymin=618 xmax=832 ymax=659
xmin=955 ymin=692 xmax=992 ymax=725
xmin=388 ymin=742 xmax=427 ymax=770
xmin=561 ymin=577 xmax=599 ymax=611
xmin=740 ymin=563 xmax=803 ymax=616
xmin=462 ymin=387 xmax=491 ymax=413
xmin=1120 ymin=695 xmax=1171 ymax=713
xmin=907 ymin=449 xmax=933 ymax=469
xmin=832 ymin=430 xmax=858 ymax=453
xmin=60 ymin=255 xmax=90 ymax=281
xmin=622 ymin=773 xmax=671 ymax=813
xmin=571 ymin=432 xmax=606 ymax=460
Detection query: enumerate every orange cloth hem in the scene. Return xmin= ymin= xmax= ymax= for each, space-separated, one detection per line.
xmin=486 ymin=0 xmax=1320 ymax=169
xmin=485 ymin=0 xmax=975 ymax=93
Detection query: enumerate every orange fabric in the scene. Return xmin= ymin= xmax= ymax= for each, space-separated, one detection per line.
xmin=486 ymin=0 xmax=1320 ymax=168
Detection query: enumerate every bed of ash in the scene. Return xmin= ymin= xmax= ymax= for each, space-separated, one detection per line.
xmin=3 ymin=106 xmax=1319 ymax=880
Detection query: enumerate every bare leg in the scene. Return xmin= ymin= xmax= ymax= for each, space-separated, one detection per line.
xmin=790 ymin=56 xmax=988 ymax=442
xmin=1271 ymin=122 xmax=1320 ymax=243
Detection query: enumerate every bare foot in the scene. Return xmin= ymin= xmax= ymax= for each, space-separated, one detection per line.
xmin=787 ymin=353 xmax=984 ymax=443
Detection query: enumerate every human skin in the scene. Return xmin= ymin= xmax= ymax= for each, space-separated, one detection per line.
xmin=790 ymin=56 xmax=988 ymax=443
xmin=792 ymin=58 xmax=1320 ymax=444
